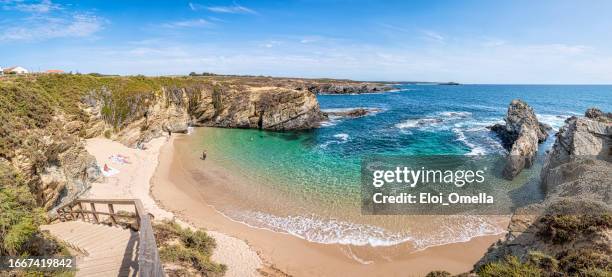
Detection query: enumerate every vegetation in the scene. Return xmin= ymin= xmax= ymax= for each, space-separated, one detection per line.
xmin=478 ymin=256 xmax=542 ymax=277
xmin=537 ymin=213 xmax=612 ymax=244
xmin=153 ymin=220 xmax=226 ymax=277
xmin=0 ymin=162 xmax=74 ymax=276
xmin=0 ymin=74 xmax=214 ymax=275
xmin=476 ymin=251 xmax=611 ymax=277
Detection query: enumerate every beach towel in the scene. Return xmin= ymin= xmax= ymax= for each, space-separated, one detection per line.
xmin=109 ymin=154 xmax=130 ymax=165
xmin=101 ymin=165 xmax=120 ymax=177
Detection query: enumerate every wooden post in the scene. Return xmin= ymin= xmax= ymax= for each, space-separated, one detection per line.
xmin=78 ymin=202 xmax=86 ymax=221
xmin=90 ymin=202 xmax=99 ymax=223
xmin=134 ymin=203 xmax=141 ymax=231
xmin=108 ymin=203 xmax=117 ymax=226
xmin=68 ymin=205 xmax=75 ymax=221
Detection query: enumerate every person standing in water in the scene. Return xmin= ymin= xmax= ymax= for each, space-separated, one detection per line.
xmin=201 ymin=150 xmax=207 ymax=160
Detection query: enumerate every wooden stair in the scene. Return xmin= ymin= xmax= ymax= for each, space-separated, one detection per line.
xmin=41 ymin=220 xmax=139 ymax=276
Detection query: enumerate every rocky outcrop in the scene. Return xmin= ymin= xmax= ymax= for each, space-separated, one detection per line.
xmin=489 ymin=100 xmax=550 ymax=180
xmin=323 ymin=108 xmax=381 ymax=118
xmin=9 ymin=117 xmax=101 ymax=210
xmin=540 ymin=109 xmax=611 ymax=193
xmin=476 ymin=108 xmax=611 ymax=274
xmin=190 ymin=86 xmax=325 ymax=130
xmin=82 ymin=83 xmax=326 ymax=147
xmin=302 ymin=83 xmax=393 ymax=94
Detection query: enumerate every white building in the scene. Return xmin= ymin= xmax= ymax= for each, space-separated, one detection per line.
xmin=3 ymin=66 xmax=29 ymax=74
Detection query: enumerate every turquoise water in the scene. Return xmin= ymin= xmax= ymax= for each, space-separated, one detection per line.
xmin=189 ymin=84 xmax=612 ymax=248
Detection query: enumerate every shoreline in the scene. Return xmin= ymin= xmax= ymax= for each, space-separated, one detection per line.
xmin=83 ymin=136 xmax=263 ymax=277
xmin=150 ymin=131 xmax=508 ymax=276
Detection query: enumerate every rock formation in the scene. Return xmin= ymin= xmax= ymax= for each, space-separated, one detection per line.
xmin=302 ymin=82 xmax=393 ymax=94
xmin=189 ymin=86 xmax=325 ymax=131
xmin=489 ymin=100 xmax=551 ymax=179
xmin=476 ymin=108 xmax=611 ymax=274
xmin=81 ymin=83 xmax=326 ymax=147
xmin=323 ymin=108 xmax=381 ymax=118
xmin=7 ymin=115 xmax=101 ymax=210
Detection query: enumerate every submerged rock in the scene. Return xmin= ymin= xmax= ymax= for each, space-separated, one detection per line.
xmin=488 ymin=99 xmax=550 ymax=180
xmin=323 ymin=108 xmax=381 ymax=118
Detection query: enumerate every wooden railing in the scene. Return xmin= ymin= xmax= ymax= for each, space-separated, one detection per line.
xmin=54 ymin=198 xmax=164 ymax=277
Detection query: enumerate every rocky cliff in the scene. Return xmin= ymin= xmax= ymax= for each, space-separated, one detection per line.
xmin=1 ymin=74 xmax=327 ymax=210
xmin=302 ymin=82 xmax=393 ymax=94
xmin=476 ymin=108 xmax=611 ymax=275
xmin=85 ymin=82 xmax=326 ymax=147
xmin=489 ymin=100 xmax=551 ymax=180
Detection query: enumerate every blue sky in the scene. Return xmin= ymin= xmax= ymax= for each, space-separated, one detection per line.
xmin=1 ymin=0 xmax=612 ymax=83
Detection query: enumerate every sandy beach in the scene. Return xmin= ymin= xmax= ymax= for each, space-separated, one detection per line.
xmin=150 ymin=132 xmax=507 ymax=276
xmin=84 ymin=136 xmax=263 ymax=277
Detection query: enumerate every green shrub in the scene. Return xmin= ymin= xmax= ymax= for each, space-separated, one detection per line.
xmin=0 ymin=163 xmax=45 ymax=256
xmin=526 ymin=251 xmax=558 ymax=272
xmin=154 ymin=220 xmax=226 ymax=276
xmin=557 ymin=249 xmax=611 ymax=275
xmin=426 ymin=270 xmax=452 ymax=277
xmin=478 ymin=256 xmax=541 ymax=277
xmin=538 ymin=213 xmax=612 ymax=244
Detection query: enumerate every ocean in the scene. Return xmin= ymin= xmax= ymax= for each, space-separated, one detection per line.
xmin=181 ymin=84 xmax=612 ymax=250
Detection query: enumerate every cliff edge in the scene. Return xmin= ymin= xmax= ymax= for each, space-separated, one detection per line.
xmin=476 ymin=108 xmax=611 ymax=275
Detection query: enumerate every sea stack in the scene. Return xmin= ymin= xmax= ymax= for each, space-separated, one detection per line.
xmin=489 ymin=99 xmax=551 ymax=180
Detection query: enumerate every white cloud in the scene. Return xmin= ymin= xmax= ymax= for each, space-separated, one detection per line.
xmin=377 ymin=23 xmax=411 ymax=33
xmin=482 ymin=38 xmax=507 ymax=47
xmin=2 ymin=0 xmax=60 ymax=13
xmin=421 ymin=30 xmax=444 ymax=42
xmin=188 ymin=2 xmax=200 ymax=11
xmin=0 ymin=13 xmax=105 ymax=42
xmin=206 ymin=4 xmax=257 ymax=15
xmin=163 ymin=18 xmax=212 ymax=28
xmin=0 ymin=0 xmax=105 ymax=42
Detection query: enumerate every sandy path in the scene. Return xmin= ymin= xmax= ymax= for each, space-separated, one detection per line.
xmin=84 ymin=136 xmax=263 ymax=277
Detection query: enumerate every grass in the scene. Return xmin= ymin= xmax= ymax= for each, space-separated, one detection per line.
xmin=153 ymin=220 xmax=226 ymax=277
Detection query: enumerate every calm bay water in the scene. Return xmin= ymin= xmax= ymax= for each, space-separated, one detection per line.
xmin=186 ymin=84 xmax=612 ymax=248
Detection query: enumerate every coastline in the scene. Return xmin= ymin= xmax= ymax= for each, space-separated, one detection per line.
xmin=150 ymin=131 xmax=508 ymax=276
xmin=83 ymin=136 xmax=263 ymax=277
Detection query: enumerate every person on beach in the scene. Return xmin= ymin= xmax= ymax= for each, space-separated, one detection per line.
xmin=103 ymin=163 xmax=110 ymax=172
xmin=201 ymin=150 xmax=207 ymax=160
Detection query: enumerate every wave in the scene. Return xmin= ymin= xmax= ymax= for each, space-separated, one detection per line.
xmin=333 ymin=133 xmax=349 ymax=141
xmin=230 ymin=211 xmax=505 ymax=250
xmin=395 ymin=118 xmax=443 ymax=129
xmin=536 ymin=114 xmax=571 ymax=130
xmin=320 ymin=133 xmax=350 ymax=148
xmin=453 ymin=128 xmax=487 ymax=155
xmin=395 ymin=111 xmax=472 ymax=131
xmin=438 ymin=111 xmax=472 ymax=118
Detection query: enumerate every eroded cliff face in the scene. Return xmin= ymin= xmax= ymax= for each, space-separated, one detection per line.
xmin=476 ymin=108 xmax=612 ymax=274
xmin=6 ymin=114 xmax=101 ymax=211
xmin=86 ymin=83 xmax=326 ymax=147
xmin=190 ymin=86 xmax=324 ymax=130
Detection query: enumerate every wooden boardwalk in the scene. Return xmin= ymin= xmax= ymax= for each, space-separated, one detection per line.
xmin=41 ymin=220 xmax=139 ymax=276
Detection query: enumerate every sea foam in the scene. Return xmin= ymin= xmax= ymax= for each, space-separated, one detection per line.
xmin=229 ymin=210 xmax=505 ymax=250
